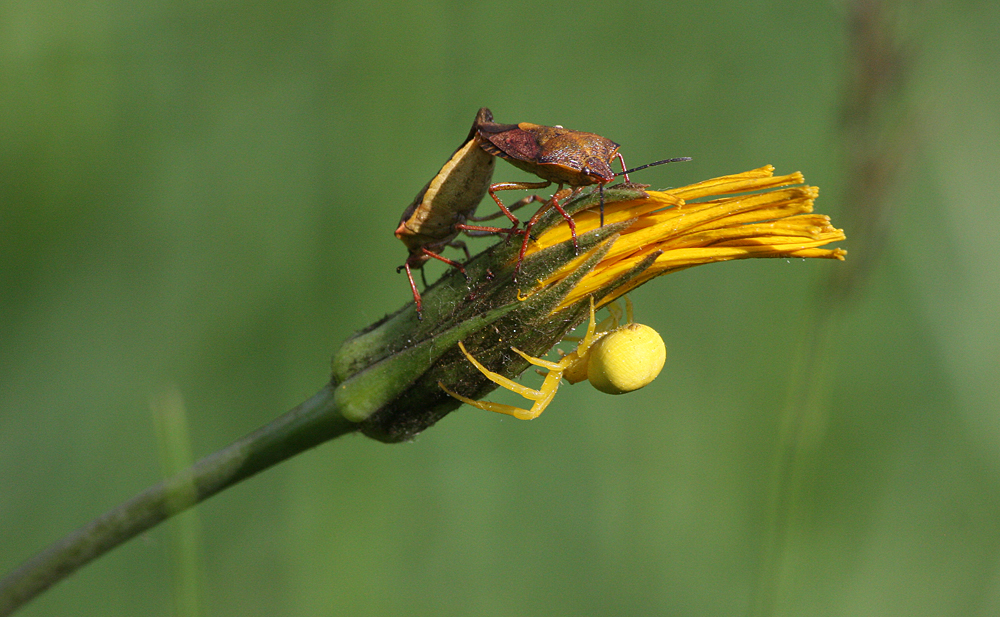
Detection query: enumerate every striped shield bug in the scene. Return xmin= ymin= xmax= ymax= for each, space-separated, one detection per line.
xmin=473 ymin=114 xmax=690 ymax=277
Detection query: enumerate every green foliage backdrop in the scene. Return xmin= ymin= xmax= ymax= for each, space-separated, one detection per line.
xmin=3 ymin=1 xmax=999 ymax=615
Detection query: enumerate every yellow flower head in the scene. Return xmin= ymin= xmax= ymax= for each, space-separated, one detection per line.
xmin=527 ymin=165 xmax=846 ymax=311
xmin=333 ymin=166 xmax=846 ymax=439
xmin=437 ymin=166 xmax=846 ymax=421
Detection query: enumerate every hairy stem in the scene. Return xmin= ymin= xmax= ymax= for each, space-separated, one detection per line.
xmin=0 ymin=383 xmax=356 ymax=616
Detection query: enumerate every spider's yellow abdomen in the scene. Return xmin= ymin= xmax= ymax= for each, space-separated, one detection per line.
xmin=586 ymin=323 xmax=666 ymax=395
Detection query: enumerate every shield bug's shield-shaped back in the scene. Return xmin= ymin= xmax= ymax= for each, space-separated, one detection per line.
xmin=476 ymin=121 xmax=622 ymax=188
xmin=472 ymin=113 xmax=690 ymax=278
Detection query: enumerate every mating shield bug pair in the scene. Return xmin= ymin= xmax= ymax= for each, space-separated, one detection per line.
xmin=395 ymin=107 xmax=690 ymax=316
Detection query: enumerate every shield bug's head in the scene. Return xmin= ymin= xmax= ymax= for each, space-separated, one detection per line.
xmin=578 ymin=154 xmax=617 ymax=185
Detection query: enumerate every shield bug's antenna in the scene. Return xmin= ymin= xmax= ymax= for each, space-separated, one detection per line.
xmin=615 ymin=157 xmax=692 ymax=177
xmin=593 ymin=157 xmax=691 ymax=226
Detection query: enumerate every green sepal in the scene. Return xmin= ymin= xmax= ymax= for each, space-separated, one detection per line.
xmin=333 ymin=303 xmax=520 ymax=422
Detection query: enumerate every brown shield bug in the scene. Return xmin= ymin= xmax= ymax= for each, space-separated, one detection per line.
xmin=474 ymin=115 xmax=690 ymax=277
xmin=395 ymin=108 xmax=525 ymax=317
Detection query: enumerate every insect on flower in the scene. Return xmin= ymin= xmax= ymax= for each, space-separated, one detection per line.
xmin=439 ymin=296 xmax=665 ymax=420
xmin=473 ymin=113 xmax=690 ymax=277
xmin=356 ymin=165 xmax=845 ymax=443
xmin=395 ymin=108 xmax=526 ymax=317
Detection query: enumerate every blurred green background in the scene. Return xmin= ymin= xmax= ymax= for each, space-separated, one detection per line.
xmin=3 ymin=0 xmax=999 ymax=615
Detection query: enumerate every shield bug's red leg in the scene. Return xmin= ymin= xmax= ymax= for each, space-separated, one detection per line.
xmin=487 ymin=180 xmax=552 ymax=233
xmin=615 ymin=152 xmax=630 ymax=183
xmin=454 ymin=223 xmax=525 ymax=237
xmin=420 ymin=247 xmax=470 ymax=280
xmin=598 ymin=152 xmax=632 ymax=226
xmin=467 ymin=194 xmax=547 ymax=222
xmin=397 ymin=246 xmax=477 ymax=320
xmin=398 ymin=261 xmax=424 ymax=317
xmin=513 ymin=186 xmax=581 ymax=281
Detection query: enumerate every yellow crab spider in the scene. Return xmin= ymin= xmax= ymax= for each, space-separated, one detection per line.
xmin=439 ymin=296 xmax=666 ymax=420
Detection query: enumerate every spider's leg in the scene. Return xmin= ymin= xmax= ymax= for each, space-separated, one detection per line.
xmin=440 ymin=297 xmax=604 ymax=421
xmin=600 ymin=300 xmax=623 ymax=331
xmin=510 ymin=346 xmax=567 ymax=372
xmin=576 ymin=297 xmax=599 ymax=357
xmin=437 ymin=382 xmax=538 ymax=421
xmin=457 ymin=342 xmax=543 ymax=399
xmin=516 ymin=371 xmax=566 ymax=420
xmin=595 ymin=312 xmax=619 ymax=334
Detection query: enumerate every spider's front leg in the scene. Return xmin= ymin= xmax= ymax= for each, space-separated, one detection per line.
xmin=438 ymin=343 xmax=571 ymax=421
xmin=439 ymin=299 xmax=600 ymax=420
xmin=438 ymin=342 xmax=549 ymax=421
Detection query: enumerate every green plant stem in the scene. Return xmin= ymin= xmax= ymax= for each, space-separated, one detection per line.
xmin=0 ymin=383 xmax=356 ymax=617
